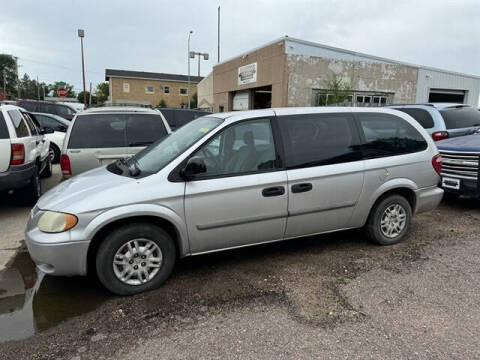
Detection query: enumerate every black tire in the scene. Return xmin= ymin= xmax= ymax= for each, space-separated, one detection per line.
xmin=365 ymin=194 xmax=412 ymax=245
xmin=96 ymin=223 xmax=176 ymax=295
xmin=40 ymin=156 xmax=52 ymax=178
xmin=49 ymin=144 xmax=60 ymax=164
xmin=19 ymin=166 xmax=41 ymax=206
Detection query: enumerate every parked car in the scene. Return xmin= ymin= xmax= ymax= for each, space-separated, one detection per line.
xmin=31 ymin=112 xmax=70 ymax=163
xmin=0 ymin=105 xmax=53 ymax=204
xmin=387 ymin=103 xmax=480 ymax=141
xmin=436 ymin=133 xmax=480 ymax=197
xmin=25 ymin=107 xmax=443 ymax=295
xmin=156 ymin=108 xmax=211 ymax=130
xmin=17 ymin=100 xmax=77 ymax=121
xmin=60 ymin=106 xmax=170 ymax=177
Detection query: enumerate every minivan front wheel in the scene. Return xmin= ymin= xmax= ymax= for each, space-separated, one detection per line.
xmin=96 ymin=223 xmax=176 ymax=295
xmin=366 ymin=195 xmax=412 ymax=245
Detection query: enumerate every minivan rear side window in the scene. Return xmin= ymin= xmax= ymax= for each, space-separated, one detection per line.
xmin=68 ymin=113 xmax=167 ymax=149
xmin=357 ymin=113 xmax=427 ymax=158
xmin=277 ymin=113 xmax=361 ymax=169
xmin=392 ymin=108 xmax=435 ymax=129
xmin=8 ymin=110 xmax=30 ymax=138
xmin=0 ymin=112 xmax=9 ymax=139
xmin=439 ymin=107 xmax=480 ymax=129
xmin=17 ymin=101 xmax=36 ymax=112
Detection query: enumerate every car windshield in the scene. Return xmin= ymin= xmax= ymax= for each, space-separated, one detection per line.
xmin=126 ymin=116 xmax=223 ymax=174
xmin=439 ymin=107 xmax=480 ymax=129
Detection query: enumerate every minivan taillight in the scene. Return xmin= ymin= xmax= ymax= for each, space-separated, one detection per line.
xmin=432 ymin=154 xmax=442 ymax=176
xmin=10 ymin=143 xmax=25 ymax=165
xmin=60 ymin=154 xmax=71 ymax=175
xmin=432 ymin=131 xmax=449 ymax=142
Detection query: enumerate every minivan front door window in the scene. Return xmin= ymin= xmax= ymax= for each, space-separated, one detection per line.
xmin=192 ymin=118 xmax=277 ymax=177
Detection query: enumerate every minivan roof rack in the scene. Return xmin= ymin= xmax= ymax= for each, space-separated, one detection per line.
xmin=92 ymin=103 xmax=153 ymax=108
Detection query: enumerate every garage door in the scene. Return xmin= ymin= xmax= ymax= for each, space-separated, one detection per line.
xmin=428 ymin=89 xmax=465 ymax=103
xmin=233 ymin=91 xmax=249 ymax=111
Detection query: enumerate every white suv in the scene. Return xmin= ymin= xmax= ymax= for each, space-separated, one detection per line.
xmin=0 ymin=105 xmax=53 ymax=204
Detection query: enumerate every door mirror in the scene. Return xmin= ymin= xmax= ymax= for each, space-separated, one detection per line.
xmin=40 ymin=127 xmax=54 ymax=135
xmin=180 ymin=156 xmax=206 ymax=179
xmin=57 ymin=125 xmax=68 ymax=132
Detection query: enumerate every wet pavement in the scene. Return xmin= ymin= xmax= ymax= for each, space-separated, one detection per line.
xmin=0 ymin=252 xmax=111 ymax=343
xmin=0 ymin=197 xmax=478 ymax=359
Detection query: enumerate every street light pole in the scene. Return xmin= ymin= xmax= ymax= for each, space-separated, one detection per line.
xmin=187 ymin=30 xmax=193 ymax=109
xmin=78 ymin=29 xmax=87 ymax=108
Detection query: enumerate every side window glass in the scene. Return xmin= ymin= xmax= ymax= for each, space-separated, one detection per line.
xmin=38 ymin=103 xmax=54 ymax=113
xmin=358 ymin=113 xmax=428 ymax=158
xmin=278 ymin=113 xmax=361 ymax=168
xmin=22 ymin=113 xmax=39 ymax=135
xmin=0 ymin=112 xmax=9 ymax=139
xmin=57 ymin=105 xmax=75 ymax=116
xmin=195 ymin=119 xmax=277 ymax=177
xmin=7 ymin=110 xmax=30 ymax=138
xmin=393 ymin=108 xmax=435 ymax=129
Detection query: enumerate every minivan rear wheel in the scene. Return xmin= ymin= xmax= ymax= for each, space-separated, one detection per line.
xmin=366 ymin=194 xmax=412 ymax=245
xmin=96 ymin=223 xmax=176 ymax=295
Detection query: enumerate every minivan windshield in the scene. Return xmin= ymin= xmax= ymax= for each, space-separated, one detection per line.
xmin=440 ymin=107 xmax=480 ymax=129
xmin=127 ymin=116 xmax=223 ymax=174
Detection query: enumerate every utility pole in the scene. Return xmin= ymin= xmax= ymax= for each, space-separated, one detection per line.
xmin=89 ymin=82 xmax=92 ymax=106
xmin=78 ymin=29 xmax=87 ymax=107
xmin=187 ymin=30 xmax=193 ymax=109
xmin=37 ymin=76 xmax=40 ymax=100
xmin=218 ymin=6 xmax=220 ymax=63
xmin=14 ymin=56 xmax=20 ymax=99
xmin=2 ymin=71 xmax=6 ymax=99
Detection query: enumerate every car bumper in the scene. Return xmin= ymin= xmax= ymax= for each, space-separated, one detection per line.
xmin=0 ymin=162 xmax=35 ymax=192
xmin=441 ymin=177 xmax=479 ymax=198
xmin=25 ymin=209 xmax=89 ymax=276
xmin=414 ymin=186 xmax=444 ymax=214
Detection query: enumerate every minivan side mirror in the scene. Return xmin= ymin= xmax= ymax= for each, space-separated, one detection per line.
xmin=57 ymin=125 xmax=68 ymax=132
xmin=180 ymin=156 xmax=206 ymax=179
xmin=40 ymin=127 xmax=54 ymax=135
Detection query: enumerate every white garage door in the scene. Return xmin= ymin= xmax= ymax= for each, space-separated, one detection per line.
xmin=233 ymin=91 xmax=249 ymax=111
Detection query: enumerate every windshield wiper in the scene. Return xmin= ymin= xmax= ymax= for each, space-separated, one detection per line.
xmin=129 ymin=141 xmax=153 ymax=147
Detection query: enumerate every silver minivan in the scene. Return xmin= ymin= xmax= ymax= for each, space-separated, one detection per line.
xmin=60 ymin=106 xmax=170 ymax=177
xmin=26 ymin=107 xmax=443 ymax=295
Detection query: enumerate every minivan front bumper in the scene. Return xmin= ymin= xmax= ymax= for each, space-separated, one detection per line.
xmin=414 ymin=186 xmax=444 ymax=214
xmin=25 ymin=209 xmax=89 ymax=276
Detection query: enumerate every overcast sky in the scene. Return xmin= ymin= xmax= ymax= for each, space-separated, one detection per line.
xmin=1 ymin=0 xmax=479 ymax=92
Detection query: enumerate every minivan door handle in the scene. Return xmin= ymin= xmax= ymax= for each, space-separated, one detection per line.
xmin=291 ymin=183 xmax=313 ymax=193
xmin=262 ymin=186 xmax=285 ymax=197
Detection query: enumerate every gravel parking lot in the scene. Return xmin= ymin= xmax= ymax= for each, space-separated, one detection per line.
xmin=0 ymin=192 xmax=479 ymax=359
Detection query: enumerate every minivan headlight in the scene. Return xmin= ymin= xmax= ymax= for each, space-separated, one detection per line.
xmin=37 ymin=211 xmax=78 ymax=233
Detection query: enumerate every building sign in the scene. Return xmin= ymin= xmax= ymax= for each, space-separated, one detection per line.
xmin=238 ymin=62 xmax=257 ymax=86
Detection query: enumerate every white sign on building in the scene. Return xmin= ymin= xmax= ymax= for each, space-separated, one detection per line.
xmin=238 ymin=62 xmax=257 ymax=86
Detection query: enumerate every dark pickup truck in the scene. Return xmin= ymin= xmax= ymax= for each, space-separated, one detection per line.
xmin=437 ymin=133 xmax=480 ymax=197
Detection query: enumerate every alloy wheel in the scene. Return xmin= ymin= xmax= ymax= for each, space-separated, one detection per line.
xmin=380 ymin=203 xmax=406 ymax=238
xmin=112 ymin=238 xmax=163 ymax=285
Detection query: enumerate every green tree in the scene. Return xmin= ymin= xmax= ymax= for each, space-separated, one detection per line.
xmin=0 ymin=54 xmax=18 ymax=99
xmin=18 ymin=74 xmax=47 ymax=100
xmin=157 ymin=99 xmax=168 ymax=108
xmin=49 ymin=81 xmax=75 ymax=98
xmin=189 ymin=92 xmax=197 ymax=108
xmin=77 ymin=91 xmax=97 ymax=105
xmin=317 ymin=75 xmax=352 ymax=106
xmin=95 ymin=82 xmax=109 ymax=104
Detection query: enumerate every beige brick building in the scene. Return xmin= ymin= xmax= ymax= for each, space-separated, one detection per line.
xmin=106 ymin=69 xmax=203 ymax=108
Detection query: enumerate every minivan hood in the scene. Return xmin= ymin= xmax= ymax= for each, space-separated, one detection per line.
xmin=37 ymin=166 xmax=133 ymax=212
xmin=436 ymin=134 xmax=480 ymax=153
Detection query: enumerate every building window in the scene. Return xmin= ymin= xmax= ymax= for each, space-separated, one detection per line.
xmin=145 ymin=86 xmax=154 ymax=94
xmin=123 ymin=83 xmax=130 ymax=93
xmin=314 ymin=89 xmax=392 ymax=107
xmin=180 ymin=88 xmax=188 ymax=95
xmin=164 ymin=86 xmax=170 ymax=94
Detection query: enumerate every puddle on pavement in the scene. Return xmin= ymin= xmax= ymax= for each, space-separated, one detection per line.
xmin=0 ymin=251 xmax=112 ymax=343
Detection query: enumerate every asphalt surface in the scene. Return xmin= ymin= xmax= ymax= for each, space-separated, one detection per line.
xmin=0 ymin=193 xmax=479 ymax=359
